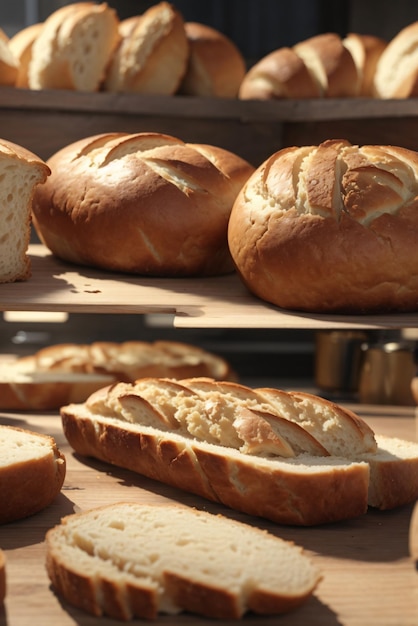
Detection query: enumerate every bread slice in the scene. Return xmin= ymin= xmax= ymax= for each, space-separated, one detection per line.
xmin=28 ymin=2 xmax=120 ymax=91
xmin=0 ymin=139 xmax=50 ymax=283
xmin=0 ymin=549 xmax=5 ymax=607
xmin=45 ymin=502 xmax=321 ymax=620
xmin=61 ymin=382 xmax=371 ymax=526
xmin=374 ymin=21 xmax=418 ymax=98
xmin=0 ymin=425 xmax=66 ymax=524
xmin=0 ymin=341 xmax=235 ymax=410
xmin=343 ymin=33 xmax=386 ymax=96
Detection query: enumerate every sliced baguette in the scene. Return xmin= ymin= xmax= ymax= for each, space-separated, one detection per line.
xmin=61 ymin=381 xmax=371 ymax=526
xmin=45 ymin=502 xmax=321 ymax=620
xmin=0 ymin=425 xmax=66 ymax=524
xmin=61 ymin=378 xmax=418 ymax=524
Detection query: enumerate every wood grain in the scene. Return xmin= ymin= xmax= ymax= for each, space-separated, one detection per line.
xmin=0 ymin=406 xmax=417 ymax=626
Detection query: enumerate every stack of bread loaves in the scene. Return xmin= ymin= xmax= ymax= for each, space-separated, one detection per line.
xmin=61 ymin=377 xmax=418 ymax=526
xmin=228 ymin=139 xmax=418 ymax=313
xmin=31 ymin=131 xmax=254 ymax=277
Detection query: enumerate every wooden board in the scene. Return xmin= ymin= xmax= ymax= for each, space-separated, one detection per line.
xmin=0 ymin=405 xmax=417 ymax=626
xmin=1 ymin=245 xmax=418 ymax=330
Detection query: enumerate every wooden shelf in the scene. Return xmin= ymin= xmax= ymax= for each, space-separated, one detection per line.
xmin=0 ymin=407 xmax=417 ymax=626
xmin=0 ymin=245 xmax=417 ymax=330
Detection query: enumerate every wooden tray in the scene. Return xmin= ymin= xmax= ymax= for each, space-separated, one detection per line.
xmin=1 ymin=245 xmax=418 ymax=330
xmin=0 ymin=405 xmax=417 ymax=626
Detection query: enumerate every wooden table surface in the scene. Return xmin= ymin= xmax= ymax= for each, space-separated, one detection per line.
xmin=0 ymin=404 xmax=417 ymax=626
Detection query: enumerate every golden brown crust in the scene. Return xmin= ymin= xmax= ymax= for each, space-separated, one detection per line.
xmin=0 ymin=426 xmax=66 ymax=524
xmin=32 ymin=132 xmax=254 ymax=277
xmin=239 ymin=47 xmax=321 ymax=100
xmin=179 ymin=22 xmax=246 ymax=98
xmin=228 ymin=139 xmax=418 ymax=313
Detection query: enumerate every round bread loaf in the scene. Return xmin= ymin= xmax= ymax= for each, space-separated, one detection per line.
xmin=179 ymin=22 xmax=246 ymax=98
xmin=32 ymin=132 xmax=254 ymax=276
xmin=228 ymin=139 xmax=418 ymax=313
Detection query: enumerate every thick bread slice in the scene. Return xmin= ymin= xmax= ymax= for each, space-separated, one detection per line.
xmin=0 ymin=549 xmax=5 ymax=607
xmin=28 ymin=2 xmax=120 ymax=91
xmin=0 ymin=139 xmax=50 ymax=283
xmin=0 ymin=28 xmax=18 ymax=86
xmin=343 ymin=33 xmax=386 ymax=97
xmin=0 ymin=426 xmax=66 ymax=524
xmin=8 ymin=23 xmax=43 ymax=88
xmin=374 ymin=21 xmax=418 ymax=98
xmin=61 ymin=402 xmax=370 ymax=526
xmin=45 ymin=502 xmax=321 ymax=620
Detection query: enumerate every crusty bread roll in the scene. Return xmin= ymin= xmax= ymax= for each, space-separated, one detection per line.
xmin=46 ymin=502 xmax=321 ymax=620
xmin=104 ymin=2 xmax=189 ymax=94
xmin=228 ymin=139 xmax=418 ymax=313
xmin=62 ymin=377 xmax=375 ymax=526
xmin=0 ymin=139 xmax=50 ymax=283
xmin=31 ymin=132 xmax=254 ymax=276
xmin=179 ymin=22 xmax=246 ymax=98
xmin=28 ymin=2 xmax=120 ymax=91
xmin=0 ymin=27 xmax=18 ymax=86
xmin=0 ymin=425 xmax=66 ymax=524
xmin=293 ymin=32 xmax=359 ymax=97
xmin=8 ymin=22 xmax=43 ymax=88
xmin=61 ymin=378 xmax=418 ymax=524
xmin=374 ymin=21 xmax=418 ymax=98
xmin=0 ymin=340 xmax=235 ymax=410
xmin=343 ymin=33 xmax=387 ymax=97
xmin=238 ymin=46 xmax=321 ymax=100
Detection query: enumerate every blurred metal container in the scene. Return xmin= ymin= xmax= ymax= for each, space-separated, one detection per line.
xmin=358 ymin=341 xmax=416 ymax=406
xmin=315 ymin=330 xmax=368 ymax=393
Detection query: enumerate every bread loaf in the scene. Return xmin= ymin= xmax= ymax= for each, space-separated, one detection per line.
xmin=179 ymin=22 xmax=246 ymax=98
xmin=31 ymin=132 xmax=254 ymax=276
xmin=45 ymin=502 xmax=321 ymax=620
xmin=228 ymin=139 xmax=418 ymax=313
xmin=0 ymin=139 xmax=50 ymax=283
xmin=28 ymin=2 xmax=120 ymax=91
xmin=105 ymin=2 xmax=188 ymax=94
xmin=0 ymin=340 xmax=235 ymax=410
xmin=61 ymin=377 xmax=376 ymax=526
xmin=8 ymin=23 xmax=42 ymax=88
xmin=0 ymin=28 xmax=18 ymax=86
xmin=0 ymin=425 xmax=66 ymax=524
xmin=374 ymin=21 xmax=418 ymax=98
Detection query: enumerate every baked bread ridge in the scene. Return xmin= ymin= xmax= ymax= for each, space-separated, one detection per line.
xmin=0 ymin=139 xmax=50 ymax=284
xmin=28 ymin=2 xmax=120 ymax=91
xmin=374 ymin=21 xmax=418 ymax=98
xmin=31 ymin=132 xmax=255 ymax=276
xmin=105 ymin=2 xmax=189 ymax=94
xmin=0 ymin=425 xmax=66 ymax=524
xmin=228 ymin=139 xmax=418 ymax=313
xmin=179 ymin=21 xmax=246 ymax=98
xmin=45 ymin=502 xmax=321 ymax=620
